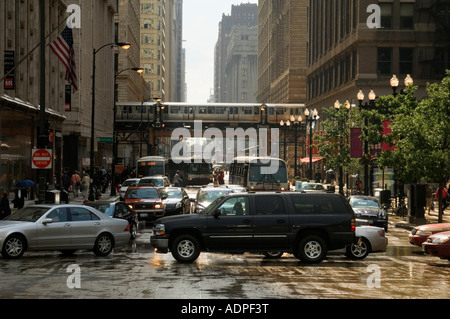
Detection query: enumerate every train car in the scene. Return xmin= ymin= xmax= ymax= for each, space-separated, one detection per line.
xmin=115 ymin=102 xmax=306 ymax=126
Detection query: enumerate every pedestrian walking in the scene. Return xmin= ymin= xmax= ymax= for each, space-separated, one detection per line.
xmin=0 ymin=191 xmax=11 ymax=219
xmin=173 ymin=170 xmax=183 ymax=187
xmin=435 ymin=185 xmax=448 ymax=213
xmin=425 ymin=184 xmax=433 ymax=214
xmin=62 ymin=171 xmax=70 ymax=192
xmin=82 ymin=173 xmax=91 ymax=199
xmin=71 ymin=171 xmax=81 ymax=197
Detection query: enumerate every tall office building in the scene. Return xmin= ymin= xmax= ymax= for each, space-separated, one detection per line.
xmin=215 ymin=3 xmax=258 ymax=103
xmin=140 ymin=0 xmax=184 ymax=102
xmin=0 ymin=0 xmax=144 ymax=188
xmin=257 ymin=0 xmax=308 ymax=104
xmin=306 ymin=0 xmax=450 ymax=111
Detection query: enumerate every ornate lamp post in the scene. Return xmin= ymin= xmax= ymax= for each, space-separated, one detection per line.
xmin=304 ymin=108 xmax=319 ymax=181
xmin=357 ymin=89 xmax=376 ymax=196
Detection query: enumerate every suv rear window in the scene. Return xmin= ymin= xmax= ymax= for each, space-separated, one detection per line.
xmin=255 ymin=195 xmax=285 ymax=215
xmin=289 ymin=194 xmax=348 ymax=214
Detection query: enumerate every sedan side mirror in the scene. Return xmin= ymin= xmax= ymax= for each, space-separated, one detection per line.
xmin=213 ymin=210 xmax=221 ymax=219
xmin=42 ymin=218 xmax=53 ymax=225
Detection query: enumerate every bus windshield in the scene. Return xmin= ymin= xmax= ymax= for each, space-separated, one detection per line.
xmin=248 ymin=161 xmax=287 ymax=183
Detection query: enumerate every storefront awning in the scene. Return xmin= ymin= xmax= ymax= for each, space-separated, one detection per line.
xmin=301 ymin=156 xmax=323 ymax=164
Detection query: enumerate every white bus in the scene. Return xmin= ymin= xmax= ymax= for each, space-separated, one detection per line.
xmin=136 ymin=156 xmax=169 ymax=178
xmin=229 ymin=156 xmax=289 ymax=191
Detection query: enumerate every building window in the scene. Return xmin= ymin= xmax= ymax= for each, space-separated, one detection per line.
xmin=400 ymin=3 xmax=414 ymax=30
xmin=377 ymin=47 xmax=392 ymax=75
xmin=399 ymin=48 xmax=414 ymax=75
xmin=380 ymin=3 xmax=393 ymax=29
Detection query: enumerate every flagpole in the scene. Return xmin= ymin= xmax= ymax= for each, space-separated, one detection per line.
xmin=0 ymin=17 xmax=69 ymax=85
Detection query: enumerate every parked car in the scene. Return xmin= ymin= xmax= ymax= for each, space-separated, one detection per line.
xmin=0 ymin=204 xmax=130 ymax=258
xmin=225 ymin=184 xmax=247 ymax=192
xmin=119 ymin=178 xmax=140 ymax=200
xmin=159 ymin=187 xmax=191 ymax=215
xmin=422 ymin=231 xmax=450 ymax=261
xmin=263 ymin=224 xmax=388 ymax=260
xmin=139 ymin=175 xmax=171 ymax=188
xmin=191 ymin=186 xmax=233 ymax=213
xmin=84 ymin=201 xmax=139 ymax=239
xmin=348 ymin=195 xmax=388 ymax=231
xmin=409 ymin=223 xmax=450 ymax=247
xmin=124 ymin=186 xmax=166 ymax=222
xmin=297 ymin=182 xmax=326 ymax=193
xmin=344 ymin=225 xmax=388 ymax=259
xmin=151 ymin=192 xmax=356 ymax=263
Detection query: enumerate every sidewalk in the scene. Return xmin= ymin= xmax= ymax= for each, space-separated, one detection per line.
xmin=389 ymin=207 xmax=450 ymax=230
xmin=13 ymin=187 xmax=119 ymax=212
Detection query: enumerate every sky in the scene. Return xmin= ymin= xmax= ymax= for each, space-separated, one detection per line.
xmin=182 ymin=0 xmax=258 ymax=103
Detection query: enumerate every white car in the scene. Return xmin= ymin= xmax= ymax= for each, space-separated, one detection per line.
xmin=119 ymin=178 xmax=140 ymax=200
xmin=0 ymin=204 xmax=130 ymax=258
xmin=343 ymin=225 xmax=388 ymax=259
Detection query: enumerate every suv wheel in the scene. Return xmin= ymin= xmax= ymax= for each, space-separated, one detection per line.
xmin=297 ymin=235 xmax=327 ymax=263
xmin=171 ymin=234 xmax=201 ymax=263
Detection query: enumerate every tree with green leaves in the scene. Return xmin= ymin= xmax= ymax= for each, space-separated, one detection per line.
xmin=314 ymin=101 xmax=356 ymax=195
xmin=374 ymin=71 xmax=450 ymax=222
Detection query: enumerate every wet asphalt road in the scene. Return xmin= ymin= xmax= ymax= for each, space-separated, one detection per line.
xmin=0 ymin=224 xmax=449 ymax=300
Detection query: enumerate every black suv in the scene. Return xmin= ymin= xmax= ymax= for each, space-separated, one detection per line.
xmin=151 ymin=192 xmax=356 ymax=263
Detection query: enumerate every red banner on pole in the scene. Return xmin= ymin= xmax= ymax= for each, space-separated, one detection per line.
xmin=350 ymin=128 xmax=363 ymax=157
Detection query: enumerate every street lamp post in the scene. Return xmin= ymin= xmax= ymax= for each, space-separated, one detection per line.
xmin=357 ymin=89 xmax=376 ymax=196
xmin=89 ymin=41 xmax=130 ymax=201
xmin=304 ymin=108 xmax=319 ymax=181
xmin=279 ymin=115 xmax=303 ymax=178
xmin=111 ymin=67 xmax=143 ymax=196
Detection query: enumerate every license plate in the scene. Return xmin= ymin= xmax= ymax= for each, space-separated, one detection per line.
xmin=140 ymin=213 xmax=148 ymax=218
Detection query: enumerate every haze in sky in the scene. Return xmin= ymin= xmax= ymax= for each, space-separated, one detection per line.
xmin=183 ymin=0 xmax=257 ymax=103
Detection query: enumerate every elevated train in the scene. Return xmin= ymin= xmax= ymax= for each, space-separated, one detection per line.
xmin=115 ymin=102 xmax=306 ymax=126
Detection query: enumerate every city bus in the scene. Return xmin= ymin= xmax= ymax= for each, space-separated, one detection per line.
xmin=169 ymin=156 xmax=213 ymax=186
xmin=229 ymin=156 xmax=289 ymax=191
xmin=136 ymin=156 xmax=169 ymax=178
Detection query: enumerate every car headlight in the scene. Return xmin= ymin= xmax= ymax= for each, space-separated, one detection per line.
xmin=418 ymin=230 xmax=433 ymax=236
xmin=153 ymin=224 xmax=165 ymax=236
xmin=175 ymin=202 xmax=182 ymax=208
xmin=431 ymin=236 xmax=450 ymax=244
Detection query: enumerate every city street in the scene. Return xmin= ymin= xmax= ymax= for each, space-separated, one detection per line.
xmin=0 ymin=217 xmax=449 ymax=301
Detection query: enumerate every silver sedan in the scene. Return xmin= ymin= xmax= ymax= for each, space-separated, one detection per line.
xmin=0 ymin=204 xmax=131 ymax=258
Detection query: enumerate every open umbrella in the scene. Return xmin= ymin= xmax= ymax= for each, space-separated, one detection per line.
xmin=15 ymin=180 xmax=35 ymax=188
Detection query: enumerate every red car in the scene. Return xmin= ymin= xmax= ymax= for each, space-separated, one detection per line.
xmin=124 ymin=186 xmax=166 ymax=222
xmin=409 ymin=223 xmax=450 ymax=246
xmin=422 ymin=231 xmax=450 ymax=260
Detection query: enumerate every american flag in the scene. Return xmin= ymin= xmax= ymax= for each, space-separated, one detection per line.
xmin=50 ymin=26 xmax=78 ymax=92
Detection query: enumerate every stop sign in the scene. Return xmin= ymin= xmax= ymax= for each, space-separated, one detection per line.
xmin=32 ymin=149 xmax=52 ymax=169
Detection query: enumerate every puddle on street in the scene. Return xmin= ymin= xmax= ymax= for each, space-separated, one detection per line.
xmin=384 ymin=245 xmax=422 ymax=256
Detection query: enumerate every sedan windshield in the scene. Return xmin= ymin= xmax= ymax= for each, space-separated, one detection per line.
xmin=198 ymin=190 xmax=231 ymax=203
xmin=4 ymin=207 xmax=50 ymax=222
xmin=126 ymin=188 xmax=159 ymax=199
xmin=350 ymin=198 xmax=380 ymax=208
xmin=161 ymin=189 xmax=182 ymax=198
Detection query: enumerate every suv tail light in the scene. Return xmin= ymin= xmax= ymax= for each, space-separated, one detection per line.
xmin=351 ymin=219 xmax=356 ymax=232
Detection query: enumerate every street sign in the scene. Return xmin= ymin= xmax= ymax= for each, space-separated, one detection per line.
xmin=32 ymin=149 xmax=52 ymax=169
